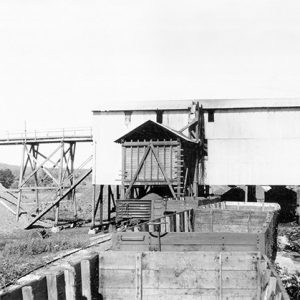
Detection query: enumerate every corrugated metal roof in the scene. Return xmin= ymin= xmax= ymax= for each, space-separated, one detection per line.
xmin=115 ymin=120 xmax=198 ymax=144
xmin=93 ymin=98 xmax=300 ymax=112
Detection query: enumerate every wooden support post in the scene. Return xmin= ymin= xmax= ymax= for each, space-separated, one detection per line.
xmin=176 ymin=213 xmax=181 ymax=232
xmin=296 ymin=187 xmax=300 ymax=224
xmin=148 ymin=223 xmax=154 ymax=232
xmin=257 ymin=255 xmax=261 ymax=300
xmin=161 ymin=217 xmax=166 ymax=233
xmin=46 ymin=271 xmax=66 ymax=300
xmin=91 ymin=184 xmax=96 ymax=229
xmin=218 ymin=253 xmax=222 ymax=300
xmin=245 ymin=186 xmax=248 ymax=202
xmin=107 ymin=185 xmax=111 ymax=222
xmin=16 ymin=143 xmax=26 ymax=221
xmin=70 ymin=143 xmax=77 ymax=221
xmin=81 ymin=254 xmax=99 ymax=300
xmin=256 ymin=186 xmax=265 ymax=203
xmin=136 ymin=253 xmax=142 ymax=300
xmin=22 ymin=286 xmax=33 ymax=300
xmin=54 ymin=143 xmax=64 ymax=227
xmin=32 ymin=144 xmax=39 ymax=213
xmin=184 ymin=210 xmax=189 ymax=232
xmin=99 ymin=185 xmax=104 ymax=226
xmin=64 ymin=266 xmax=76 ymax=300
xmin=166 ymin=216 xmax=171 ymax=232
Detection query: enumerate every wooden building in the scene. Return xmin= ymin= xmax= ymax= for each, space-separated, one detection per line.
xmin=91 ymin=99 xmax=300 ymax=223
xmin=115 ymin=120 xmax=200 ymax=199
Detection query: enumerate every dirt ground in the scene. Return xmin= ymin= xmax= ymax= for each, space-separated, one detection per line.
xmin=0 ymin=206 xmax=28 ymax=237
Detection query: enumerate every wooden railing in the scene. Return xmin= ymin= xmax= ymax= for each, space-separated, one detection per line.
xmin=0 ymin=127 xmax=92 ymax=143
xmin=135 ymin=209 xmax=194 ymax=233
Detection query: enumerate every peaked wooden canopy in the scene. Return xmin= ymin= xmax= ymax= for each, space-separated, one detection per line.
xmin=114 ymin=120 xmax=198 ymax=144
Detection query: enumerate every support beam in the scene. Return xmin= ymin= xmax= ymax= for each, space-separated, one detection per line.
xmin=25 ymin=168 xmax=92 ymax=229
xmin=16 ymin=143 xmax=26 ymax=221
xmin=256 ymin=186 xmax=266 ymax=203
xmin=295 ymin=187 xmax=300 ymax=224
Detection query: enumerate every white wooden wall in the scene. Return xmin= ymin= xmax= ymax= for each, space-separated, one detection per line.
xmin=206 ymin=109 xmax=300 ymax=185
xmin=93 ymin=107 xmax=300 ymax=186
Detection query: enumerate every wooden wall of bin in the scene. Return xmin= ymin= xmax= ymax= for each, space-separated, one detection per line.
xmin=0 ymin=246 xmax=289 ymax=300
xmin=122 ymin=141 xmax=181 ymax=185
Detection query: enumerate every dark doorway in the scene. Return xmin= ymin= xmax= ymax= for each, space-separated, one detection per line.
xmin=265 ymin=186 xmax=297 ymax=222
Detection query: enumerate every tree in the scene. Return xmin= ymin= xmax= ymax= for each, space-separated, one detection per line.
xmin=0 ymin=169 xmax=15 ymax=188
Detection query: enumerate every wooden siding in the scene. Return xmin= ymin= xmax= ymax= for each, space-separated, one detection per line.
xmin=206 ymin=108 xmax=300 ymax=185
xmin=98 ymin=251 xmax=261 ymax=300
xmin=123 ymin=143 xmax=179 ymax=184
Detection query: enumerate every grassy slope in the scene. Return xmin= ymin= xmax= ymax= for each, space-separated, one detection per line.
xmin=0 ymin=227 xmax=90 ymax=288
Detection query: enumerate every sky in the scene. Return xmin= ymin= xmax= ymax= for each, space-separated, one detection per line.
xmin=0 ymin=0 xmax=300 ymax=165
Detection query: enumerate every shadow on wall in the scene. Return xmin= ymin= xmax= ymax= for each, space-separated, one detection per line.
xmin=265 ymin=186 xmax=297 ymax=223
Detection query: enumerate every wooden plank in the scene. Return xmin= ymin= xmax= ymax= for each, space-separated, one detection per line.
xmin=99 ymin=288 xmax=217 ymax=300
xmin=222 ymin=270 xmax=257 ymax=289
xmin=222 ymin=289 xmax=257 ymax=300
xmin=64 ymin=267 xmax=76 ymax=300
xmin=141 ymin=251 xmax=219 ymax=270
xmin=219 ymin=252 xmax=222 ymax=300
xmin=184 ymin=210 xmax=189 ymax=232
xmin=150 ymin=144 xmax=177 ymax=198
xmin=0 ymin=287 xmax=23 ymax=300
xmin=46 ymin=270 xmax=65 ymax=300
xmin=113 ymin=232 xmax=261 ymax=252
xmin=63 ymin=262 xmax=81 ymax=300
xmin=99 ymin=251 xmax=137 ymax=269
xmin=99 ymin=269 xmax=135 ymax=288
xmin=165 ymin=216 xmax=171 ymax=232
xmin=175 ymin=214 xmax=180 ymax=232
xmin=124 ymin=141 xmax=179 ymax=146
xmin=23 ymin=276 xmax=48 ymax=300
xmin=136 ymin=253 xmax=142 ymax=300
xmin=124 ymin=145 xmax=151 ymax=198
xmin=157 ymin=232 xmax=258 ymax=245
xmin=81 ymin=254 xmax=99 ymax=300
xmin=142 ymin=269 xmax=219 ymax=289
xmin=195 ymin=223 xmax=260 ymax=233
xmin=22 ymin=286 xmax=33 ymax=300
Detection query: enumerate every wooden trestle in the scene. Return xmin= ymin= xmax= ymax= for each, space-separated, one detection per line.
xmin=0 ymin=128 xmax=93 ymax=229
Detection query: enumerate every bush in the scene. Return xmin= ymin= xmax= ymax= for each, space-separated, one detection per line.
xmin=0 ymin=169 xmax=15 ymax=188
